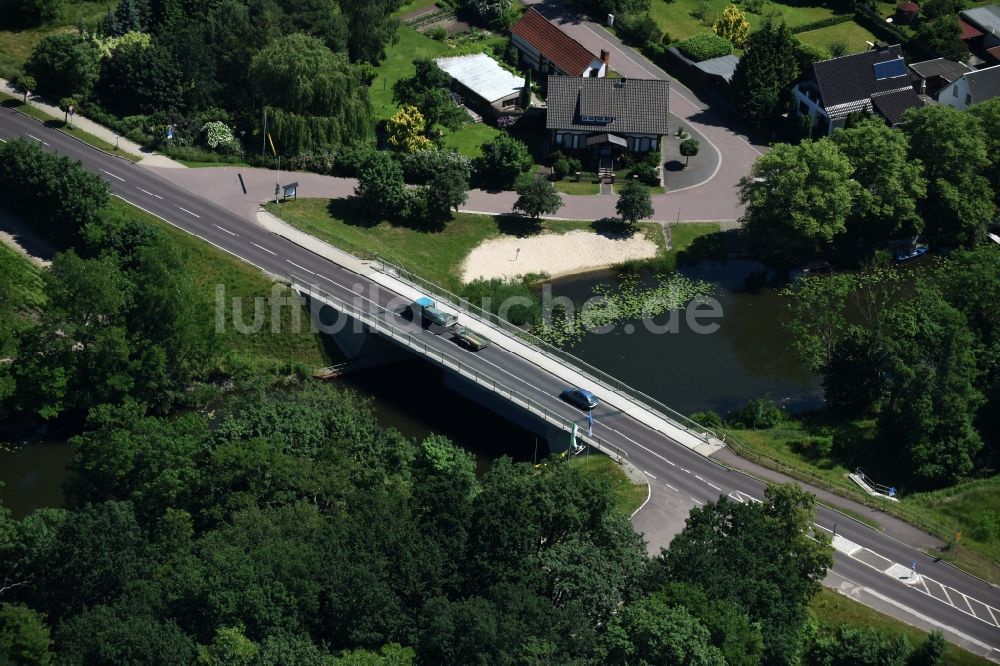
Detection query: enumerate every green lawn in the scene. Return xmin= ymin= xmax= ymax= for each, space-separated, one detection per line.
xmin=265 ymin=198 xmax=666 ymax=290
xmin=0 ymin=94 xmax=141 ymax=161
xmin=900 ymin=477 xmax=1000 ymax=583
xmin=110 ymin=199 xmax=330 ymax=369
xmin=394 ymin=0 xmax=438 ymax=17
xmin=667 ymin=222 xmax=720 ymax=253
xmin=438 ymin=122 xmax=501 ymax=158
xmin=552 ymin=176 xmax=601 ymax=195
xmin=370 ymin=24 xmax=449 ymax=122
xmin=796 ymin=20 xmax=880 ymax=56
xmin=568 ymin=453 xmax=648 ymax=515
xmin=646 ymin=0 xmax=897 ymax=44
xmin=810 ymin=588 xmax=994 ymax=666
xmin=0 ymin=0 xmax=114 ymax=79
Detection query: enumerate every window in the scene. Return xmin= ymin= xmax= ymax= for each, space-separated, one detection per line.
xmin=555 ymin=133 xmax=563 ymax=145
xmin=966 ymin=94 xmax=972 ymax=106
xmin=638 ymin=137 xmax=650 ymax=151
xmin=953 ymin=86 xmax=958 ymax=97
xmin=502 ymin=97 xmax=516 ymax=108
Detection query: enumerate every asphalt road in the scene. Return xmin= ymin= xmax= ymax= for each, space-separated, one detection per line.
xmin=2 ymin=110 xmax=997 ymax=658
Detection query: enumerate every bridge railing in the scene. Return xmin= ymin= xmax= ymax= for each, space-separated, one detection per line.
xmin=289 ymin=278 xmax=630 ymax=463
xmin=371 ymin=257 xmax=721 ymax=444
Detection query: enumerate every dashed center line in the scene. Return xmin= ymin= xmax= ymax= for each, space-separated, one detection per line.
xmin=176 ymin=206 xmax=200 ymax=218
xmin=643 ymin=470 xmax=656 ymax=479
xmin=691 ymin=498 xmax=704 ymax=505
xmin=251 ymin=242 xmax=276 ymax=255
xmin=286 ymin=259 xmax=315 ymax=274
xmin=26 ymin=133 xmax=48 ymax=146
xmin=664 ymin=482 xmax=679 ymax=492
xmin=213 ymin=224 xmax=237 ymax=236
xmin=695 ymin=475 xmax=723 ymax=492
xmin=137 ymin=187 xmax=163 ymax=199
xmin=101 ymin=168 xmax=125 ymax=181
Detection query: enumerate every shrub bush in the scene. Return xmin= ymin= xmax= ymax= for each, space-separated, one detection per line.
xmin=401 ymin=149 xmax=471 ymax=184
xmin=690 ymin=410 xmax=723 ymax=429
xmin=426 ymin=26 xmax=448 ymax=41
xmin=673 ymin=32 xmax=733 ymax=62
xmin=727 ymin=396 xmax=783 ymax=429
xmin=459 ymin=276 xmax=542 ymax=326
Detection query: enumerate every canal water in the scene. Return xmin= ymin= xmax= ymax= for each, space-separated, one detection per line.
xmin=545 ymin=259 xmax=823 ymax=416
xmin=0 ymin=259 xmax=820 ymax=517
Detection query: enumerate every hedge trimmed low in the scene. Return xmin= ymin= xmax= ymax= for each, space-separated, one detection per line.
xmin=791 ymin=13 xmax=853 ymax=34
xmin=673 ymin=32 xmax=733 ymax=62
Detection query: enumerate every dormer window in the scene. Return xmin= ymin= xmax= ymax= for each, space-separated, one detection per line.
xmin=581 ymin=115 xmax=613 ymax=123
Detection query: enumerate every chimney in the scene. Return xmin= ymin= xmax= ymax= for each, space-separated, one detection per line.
xmin=600 ymin=49 xmax=610 ymax=65
xmin=875 ymin=40 xmax=890 ymax=51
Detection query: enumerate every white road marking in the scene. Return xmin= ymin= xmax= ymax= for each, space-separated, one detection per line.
xmin=177 ymin=206 xmax=200 ymax=218
xmin=317 ymin=274 xmax=341 ymax=286
xmin=26 ymin=133 xmax=48 ymax=146
xmin=691 ymin=498 xmax=703 ymax=505
xmin=0 ymin=137 xmax=6 ymax=142
xmin=695 ymin=474 xmax=722 ymax=492
xmin=213 ymin=224 xmax=237 ymax=236
xmin=137 ymin=187 xmax=161 ymax=199
xmin=101 ymin=168 xmax=125 ymax=181
xmin=664 ymin=482 xmax=679 ymax=492
xmin=643 ymin=470 xmax=656 ymax=479
xmin=681 ymin=468 xmax=691 ymax=474
xmin=251 ymin=242 xmax=276 ymax=255
xmin=286 ymin=259 xmax=315 ymax=274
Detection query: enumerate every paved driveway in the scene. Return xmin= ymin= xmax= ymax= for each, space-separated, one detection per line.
xmin=523 ymin=0 xmax=765 ymax=222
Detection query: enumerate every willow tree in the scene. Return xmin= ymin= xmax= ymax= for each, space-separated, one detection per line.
xmin=251 ymin=33 xmax=373 ymax=151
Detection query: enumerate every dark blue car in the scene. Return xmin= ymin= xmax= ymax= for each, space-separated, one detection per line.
xmin=561 ymin=387 xmax=599 ymax=411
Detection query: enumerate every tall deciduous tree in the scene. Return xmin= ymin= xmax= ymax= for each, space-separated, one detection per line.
xmin=25 ymin=34 xmax=100 ymax=99
xmin=512 ymin=175 xmax=562 ymax=220
xmin=831 ymin=117 xmax=926 ymax=247
xmin=251 ymin=33 xmax=373 ymax=148
xmin=879 ymin=287 xmax=984 ymax=488
xmin=967 ymin=97 xmax=1000 ymax=198
xmin=729 ymin=20 xmax=799 ymax=128
xmin=656 ymin=484 xmax=832 ymax=664
xmin=616 ymin=179 xmax=654 ymax=226
xmin=738 ymin=139 xmax=859 ymax=263
xmin=341 ymin=0 xmax=401 ymax=64
xmin=902 ymin=104 xmax=994 ymax=246
xmin=599 ymin=595 xmax=726 ymax=665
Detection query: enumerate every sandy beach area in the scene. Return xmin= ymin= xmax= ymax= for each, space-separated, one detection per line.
xmin=461 ymin=229 xmax=658 ymax=283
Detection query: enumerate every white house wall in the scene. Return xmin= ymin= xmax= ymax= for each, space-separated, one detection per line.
xmin=939 ymin=76 xmax=972 ymax=110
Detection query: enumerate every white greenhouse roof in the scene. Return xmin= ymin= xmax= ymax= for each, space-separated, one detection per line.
xmin=435 ymin=53 xmax=525 ymax=104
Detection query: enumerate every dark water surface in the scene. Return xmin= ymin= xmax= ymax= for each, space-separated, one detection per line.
xmin=546 ymin=259 xmax=823 ymax=416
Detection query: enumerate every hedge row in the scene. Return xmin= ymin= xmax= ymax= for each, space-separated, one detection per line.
xmin=790 ymin=13 xmax=853 ymax=34
xmin=673 ymin=32 xmax=733 ymax=62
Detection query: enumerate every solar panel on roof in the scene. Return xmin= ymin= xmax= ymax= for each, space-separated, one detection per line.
xmin=873 ymin=58 xmax=907 ymax=80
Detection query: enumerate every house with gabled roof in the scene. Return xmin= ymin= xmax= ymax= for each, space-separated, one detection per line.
xmin=792 ymin=44 xmax=922 ymax=134
xmin=909 ymin=57 xmax=973 ymax=98
xmin=511 ymin=8 xmax=608 ymax=78
xmin=545 ymin=75 xmax=669 ymax=156
xmin=938 ymin=63 xmax=1000 ymax=109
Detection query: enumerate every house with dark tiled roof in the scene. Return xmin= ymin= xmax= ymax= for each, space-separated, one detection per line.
xmin=939 ymin=63 xmax=1000 ymax=109
xmin=959 ymin=5 xmax=1000 ymax=65
xmin=792 ymin=44 xmax=922 ymax=134
xmin=511 ymin=8 xmax=608 ymax=77
xmin=909 ymin=57 xmax=973 ymax=98
xmin=545 ymin=75 xmax=669 ymax=156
